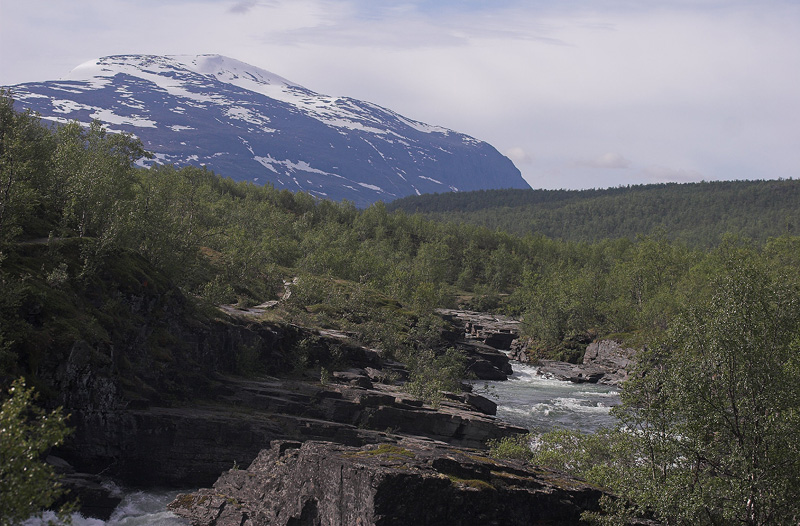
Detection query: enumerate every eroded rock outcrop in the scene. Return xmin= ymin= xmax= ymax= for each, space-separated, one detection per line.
xmin=581 ymin=340 xmax=635 ymax=385
xmin=169 ymin=440 xmax=607 ymax=526
xmin=438 ymin=309 xmax=521 ymax=349
xmin=536 ymin=340 xmax=635 ymax=386
xmin=438 ymin=309 xmax=521 ymax=380
xmin=58 ymin=372 xmax=524 ymax=487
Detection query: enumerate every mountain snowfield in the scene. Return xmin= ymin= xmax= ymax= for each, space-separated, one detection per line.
xmin=8 ymin=54 xmax=528 ymax=206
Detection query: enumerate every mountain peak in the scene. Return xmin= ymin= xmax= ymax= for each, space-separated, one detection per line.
xmin=9 ymin=54 xmax=528 ymax=206
xmin=172 ymin=54 xmax=301 ymax=89
xmin=65 ymin=54 xmax=302 ymax=92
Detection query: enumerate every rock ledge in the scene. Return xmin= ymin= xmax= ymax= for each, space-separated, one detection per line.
xmin=170 ymin=439 xmax=607 ymax=526
xmin=536 ymin=340 xmax=635 ymax=386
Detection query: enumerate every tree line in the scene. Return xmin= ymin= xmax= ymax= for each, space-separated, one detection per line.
xmin=386 ymin=181 xmax=800 ymax=247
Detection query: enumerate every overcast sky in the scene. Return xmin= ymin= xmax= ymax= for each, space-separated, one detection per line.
xmin=1 ymin=0 xmax=799 ymax=190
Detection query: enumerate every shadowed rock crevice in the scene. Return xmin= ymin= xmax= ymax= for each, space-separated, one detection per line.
xmin=286 ymin=499 xmax=319 ymax=526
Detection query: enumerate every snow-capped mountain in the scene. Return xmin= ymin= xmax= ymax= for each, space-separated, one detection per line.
xmin=7 ymin=54 xmax=528 ymax=206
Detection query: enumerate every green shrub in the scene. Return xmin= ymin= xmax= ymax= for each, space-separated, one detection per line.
xmin=200 ymin=275 xmax=236 ymax=305
xmin=0 ymin=379 xmax=74 ymax=524
xmin=486 ymin=433 xmax=534 ymax=462
xmin=402 ymin=347 xmax=465 ymax=406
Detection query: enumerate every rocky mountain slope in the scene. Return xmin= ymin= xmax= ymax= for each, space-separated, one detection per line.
xmin=7 ymin=54 xmax=528 ymax=207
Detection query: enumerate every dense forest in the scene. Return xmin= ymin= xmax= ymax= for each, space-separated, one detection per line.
xmin=2 ymin=89 xmax=800 ymax=364
xmin=2 ymin=91 xmax=800 ymax=524
xmin=386 ymin=182 xmax=800 ymax=247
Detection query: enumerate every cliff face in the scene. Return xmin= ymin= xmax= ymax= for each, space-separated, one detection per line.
xmin=59 ymin=371 xmax=525 ymax=487
xmin=169 ymin=440 xmax=607 ymax=526
xmin=44 ymin=262 xmax=309 ymax=484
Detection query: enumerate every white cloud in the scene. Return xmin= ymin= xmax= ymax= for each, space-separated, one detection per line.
xmin=640 ymin=165 xmax=704 ymax=184
xmin=505 ymin=146 xmax=533 ymax=165
xmin=577 ymin=153 xmax=631 ymax=169
xmin=228 ymin=1 xmax=258 ymax=14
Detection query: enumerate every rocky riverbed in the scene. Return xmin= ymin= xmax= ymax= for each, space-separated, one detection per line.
xmin=163 ymin=310 xmax=641 ymax=526
xmin=49 ymin=306 xmax=637 ymax=524
xmin=440 ymin=308 xmax=635 ymax=386
xmin=533 ymin=340 xmax=635 ymax=386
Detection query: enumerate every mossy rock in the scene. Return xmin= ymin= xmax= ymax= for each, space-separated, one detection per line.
xmin=446 ymin=475 xmax=496 ymax=491
xmin=352 ymin=444 xmax=416 ymax=462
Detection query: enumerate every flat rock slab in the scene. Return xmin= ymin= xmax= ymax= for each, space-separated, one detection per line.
xmin=170 ymin=439 xmax=607 ymax=526
xmin=62 ymin=374 xmax=525 ymax=487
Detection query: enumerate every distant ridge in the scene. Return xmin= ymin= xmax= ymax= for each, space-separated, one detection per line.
xmin=386 ymin=179 xmax=800 ymax=246
xmin=6 ymin=54 xmax=529 ymax=207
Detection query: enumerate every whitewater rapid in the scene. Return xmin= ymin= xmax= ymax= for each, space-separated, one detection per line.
xmin=23 ymin=487 xmax=189 ymax=526
xmin=470 ymin=362 xmax=620 ymax=434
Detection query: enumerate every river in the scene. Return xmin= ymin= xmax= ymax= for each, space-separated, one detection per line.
xmin=470 ymin=361 xmax=620 ymax=434
xmin=23 ymin=487 xmax=190 ymax=526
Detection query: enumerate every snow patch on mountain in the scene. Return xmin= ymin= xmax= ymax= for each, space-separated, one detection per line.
xmin=358 ymin=183 xmax=384 ymax=192
xmin=418 ymin=176 xmax=443 ymax=185
xmin=254 ymin=155 xmax=340 ymax=179
xmin=8 ymin=53 xmax=528 ymax=206
xmin=173 ymin=54 xmax=300 ymax=90
xmin=52 ymin=99 xmax=91 ymax=114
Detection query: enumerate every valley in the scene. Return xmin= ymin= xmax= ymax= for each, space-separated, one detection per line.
xmin=2 ymin=89 xmax=799 ymax=525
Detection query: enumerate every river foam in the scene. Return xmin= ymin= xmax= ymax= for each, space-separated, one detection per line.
xmin=23 ymin=487 xmax=189 ymax=526
xmin=470 ymin=362 xmax=620 ymax=434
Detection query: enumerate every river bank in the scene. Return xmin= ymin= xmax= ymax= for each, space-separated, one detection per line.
xmin=36 ymin=356 xmax=624 ymax=525
xmin=37 ymin=308 xmax=632 ymax=525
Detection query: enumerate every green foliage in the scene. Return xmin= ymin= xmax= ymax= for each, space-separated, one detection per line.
xmin=126 ymin=165 xmax=219 ymax=282
xmin=531 ymin=428 xmax=635 ymax=492
xmin=0 ymin=378 xmax=73 ymax=525
xmin=511 ymin=248 xmax=800 ymax=526
xmin=0 ymin=90 xmax=56 ymax=246
xmin=488 ymin=429 xmax=645 ymax=525
xmin=355 ymin=443 xmax=415 ymax=460
xmin=319 ymin=366 xmax=331 ymax=385
xmin=2 ymin=94 xmax=799 ymax=356
xmin=401 ymin=347 xmax=466 ymax=406
xmin=55 ymin=120 xmax=148 ymax=240
xmin=458 ymin=286 xmax=502 ymax=312
xmin=486 ymin=433 xmax=534 ymax=462
xmin=631 ymin=249 xmax=800 ymax=525
xmin=200 ymin=275 xmax=236 ymax=305
xmin=387 ymin=181 xmax=800 ymax=247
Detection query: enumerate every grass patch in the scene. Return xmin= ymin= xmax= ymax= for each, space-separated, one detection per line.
xmin=352 ymin=444 xmax=416 ymax=462
xmin=446 ymin=475 xmax=496 ymax=491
